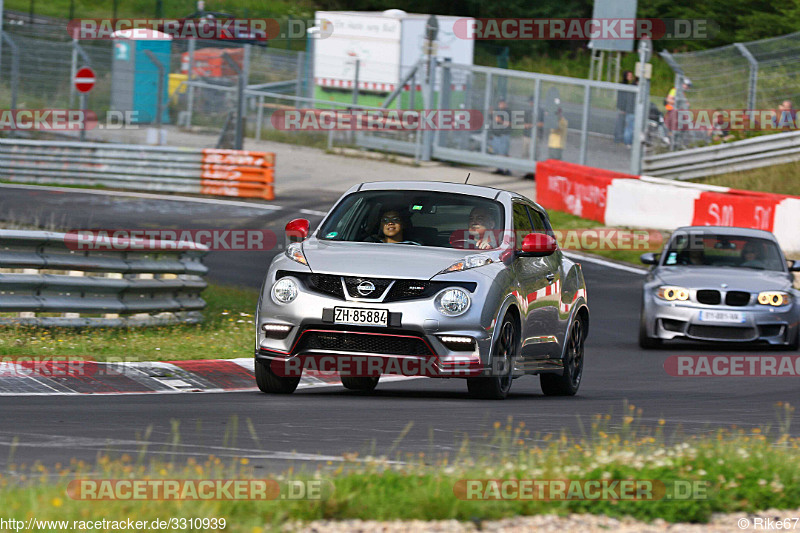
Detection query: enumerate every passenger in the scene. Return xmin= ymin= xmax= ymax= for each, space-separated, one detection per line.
xmin=468 ymin=206 xmax=498 ymax=249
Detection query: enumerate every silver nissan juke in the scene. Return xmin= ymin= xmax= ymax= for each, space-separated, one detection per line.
xmin=254 ymin=181 xmax=589 ymax=399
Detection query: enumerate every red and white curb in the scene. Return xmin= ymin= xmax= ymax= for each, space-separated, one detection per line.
xmin=0 ymin=358 xmax=412 ymax=396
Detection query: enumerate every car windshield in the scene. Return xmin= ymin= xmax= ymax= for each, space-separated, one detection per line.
xmin=317 ymin=190 xmax=506 ymax=249
xmin=662 ymin=233 xmax=785 ymax=271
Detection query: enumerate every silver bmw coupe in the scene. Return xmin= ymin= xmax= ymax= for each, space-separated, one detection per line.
xmin=255 ymin=181 xmax=589 ymax=399
xmin=640 ymin=226 xmax=800 ymax=349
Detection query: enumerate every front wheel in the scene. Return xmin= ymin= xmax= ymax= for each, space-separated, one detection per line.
xmin=541 ymin=315 xmax=585 ymax=396
xmin=341 ymin=376 xmax=380 ymax=391
xmin=638 ymin=312 xmax=662 ymax=349
xmin=255 ymin=358 xmax=301 ymax=394
xmin=467 ymin=314 xmax=517 ymax=399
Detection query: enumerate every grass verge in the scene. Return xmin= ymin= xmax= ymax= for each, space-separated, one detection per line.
xmin=2 ymin=404 xmax=799 ymax=530
xmin=690 ymin=160 xmax=800 ymax=197
xmin=547 ymin=210 xmax=654 ymax=266
xmin=0 ymin=285 xmax=258 ymax=361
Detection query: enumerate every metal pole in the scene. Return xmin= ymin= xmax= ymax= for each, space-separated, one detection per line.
xmin=529 ymin=78 xmax=541 ymax=161
xmin=630 ymin=40 xmax=651 ymax=175
xmin=351 ymin=59 xmax=359 ymax=106
xmin=2 ymin=31 xmax=17 ymax=110
xmin=421 ymin=55 xmax=436 ymax=161
xmin=70 ymin=38 xmax=78 ymax=107
xmin=295 ymin=50 xmax=304 ymax=99
xmin=256 ymin=94 xmax=264 ymax=140
xmin=186 ymin=39 xmax=196 ymax=127
xmin=734 ymin=42 xmax=758 ymax=110
xmin=143 ymin=50 xmax=165 ymax=129
xmin=579 ymin=86 xmax=590 ymax=165
xmin=481 ymin=71 xmax=492 ymax=155
xmin=79 ymin=93 xmax=86 ymax=141
xmin=222 ymin=51 xmax=245 ymax=150
xmin=0 ymin=0 xmax=5 ymax=81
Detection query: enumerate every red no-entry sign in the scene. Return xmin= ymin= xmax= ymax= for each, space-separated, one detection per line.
xmin=74 ymin=67 xmax=96 ymax=93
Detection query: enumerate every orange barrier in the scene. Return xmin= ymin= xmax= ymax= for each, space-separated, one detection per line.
xmin=199 ymin=149 xmax=275 ymax=200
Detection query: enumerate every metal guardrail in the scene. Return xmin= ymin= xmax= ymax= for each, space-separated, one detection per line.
xmin=0 ymin=230 xmax=209 ymax=327
xmin=642 ymin=130 xmax=800 ymax=180
xmin=0 ymin=139 xmax=275 ymax=200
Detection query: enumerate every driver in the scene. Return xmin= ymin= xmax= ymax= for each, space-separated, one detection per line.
xmin=468 ymin=207 xmax=498 ymax=249
xmin=740 ymin=241 xmax=766 ymax=268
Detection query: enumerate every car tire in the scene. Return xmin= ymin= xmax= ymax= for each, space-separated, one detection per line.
xmin=341 ymin=376 xmax=380 ymax=391
xmin=787 ymin=327 xmax=800 ymax=351
xmin=467 ymin=314 xmax=517 ymax=400
xmin=255 ymin=358 xmax=301 ymax=394
xmin=541 ymin=315 xmax=585 ymax=396
xmin=638 ymin=312 xmax=662 ymax=349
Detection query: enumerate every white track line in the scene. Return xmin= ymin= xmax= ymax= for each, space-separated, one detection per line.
xmin=0 ymin=182 xmax=328 ymax=216
xmin=564 ymin=251 xmax=648 ymax=275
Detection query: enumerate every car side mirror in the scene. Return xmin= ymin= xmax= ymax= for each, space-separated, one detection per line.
xmin=285 ymin=218 xmax=310 ymax=245
xmin=789 ymin=259 xmax=800 ymax=272
xmin=518 ymin=233 xmax=557 ymax=257
xmin=640 ymin=252 xmax=659 ymax=265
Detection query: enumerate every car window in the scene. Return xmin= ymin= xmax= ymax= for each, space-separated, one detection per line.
xmin=512 ymin=203 xmax=533 ymax=249
xmin=317 ymin=190 xmax=505 ymax=249
xmin=526 ymin=206 xmax=548 ymax=233
xmin=662 ymin=233 xmax=785 ymax=271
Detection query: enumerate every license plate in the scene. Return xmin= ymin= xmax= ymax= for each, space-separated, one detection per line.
xmin=334 ymin=307 xmax=388 ymax=327
xmin=699 ymin=310 xmax=745 ymax=323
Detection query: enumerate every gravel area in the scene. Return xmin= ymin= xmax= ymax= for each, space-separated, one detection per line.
xmin=283 ymin=508 xmax=800 ymax=532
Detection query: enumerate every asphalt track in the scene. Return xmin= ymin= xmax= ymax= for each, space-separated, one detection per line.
xmin=1 ymin=185 xmax=797 ymax=472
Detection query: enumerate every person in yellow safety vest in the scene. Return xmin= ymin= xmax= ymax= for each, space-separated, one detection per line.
xmin=666 ymin=78 xmax=692 ymax=110
xmin=548 ymin=108 xmax=568 ymax=160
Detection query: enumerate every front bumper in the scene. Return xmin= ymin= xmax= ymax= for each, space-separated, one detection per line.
xmin=256 ymin=272 xmax=503 ymax=378
xmin=644 ymin=298 xmax=798 ymax=345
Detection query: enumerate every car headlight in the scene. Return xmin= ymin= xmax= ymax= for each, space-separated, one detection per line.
xmin=656 ymin=286 xmax=690 ymax=301
xmin=757 ymin=291 xmax=792 ymax=307
xmin=435 ymin=288 xmax=471 ymax=317
xmin=285 ymin=242 xmax=308 ymax=265
xmin=272 ymin=278 xmax=299 ymax=304
xmin=438 ymin=254 xmax=494 ymax=274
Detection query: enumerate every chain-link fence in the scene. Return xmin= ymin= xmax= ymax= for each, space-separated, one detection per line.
xmin=659 ymin=31 xmax=800 ymax=149
xmin=1 ymin=17 xmax=647 ymax=174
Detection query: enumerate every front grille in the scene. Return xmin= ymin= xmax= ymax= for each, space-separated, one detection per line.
xmin=696 ymin=290 xmax=721 ymax=305
xmin=279 ymin=271 xmax=477 ymax=302
xmin=687 ymin=325 xmax=756 ymax=340
xmin=295 ymin=330 xmax=433 ymax=356
xmin=725 ymin=291 xmax=751 ymax=306
xmin=309 ymin=274 xmax=345 ymax=299
xmin=343 ymin=277 xmax=393 ymax=298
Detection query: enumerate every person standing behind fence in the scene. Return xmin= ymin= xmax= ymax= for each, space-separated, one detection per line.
xmin=548 ymin=106 xmax=568 ymax=160
xmin=490 ymin=98 xmax=512 ymax=175
xmin=615 ymin=70 xmax=635 ymax=144
xmin=623 ymin=74 xmax=639 ymax=147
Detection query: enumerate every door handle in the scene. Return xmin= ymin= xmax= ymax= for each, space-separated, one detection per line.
xmin=546 ymin=272 xmax=555 ymax=282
